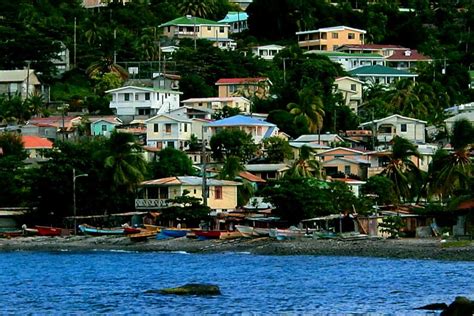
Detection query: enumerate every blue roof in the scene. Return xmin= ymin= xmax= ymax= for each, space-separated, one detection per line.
xmin=263 ymin=126 xmax=276 ymax=139
xmin=206 ymin=115 xmax=276 ymax=127
xmin=219 ymin=11 xmax=248 ymax=23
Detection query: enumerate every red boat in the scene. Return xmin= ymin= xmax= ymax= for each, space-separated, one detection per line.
xmin=35 ymin=226 xmax=63 ymax=236
xmin=194 ymin=230 xmax=222 ymax=239
xmin=123 ymin=227 xmax=141 ymax=234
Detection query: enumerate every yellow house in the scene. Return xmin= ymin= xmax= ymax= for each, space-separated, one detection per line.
xmin=135 ymin=176 xmax=240 ymax=211
xmin=318 ymin=147 xmax=370 ymax=179
xmin=215 ymin=77 xmax=272 ymax=99
xmin=334 ymin=76 xmax=363 ymax=112
xmin=181 ymin=96 xmax=252 ymax=113
xmin=296 ymin=26 xmax=366 ymax=51
xmin=159 ymin=16 xmax=235 ymax=50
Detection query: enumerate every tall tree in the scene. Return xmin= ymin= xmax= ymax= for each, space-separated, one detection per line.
xmin=286 ymin=145 xmax=322 ymax=179
xmin=287 ymin=88 xmax=325 ymax=134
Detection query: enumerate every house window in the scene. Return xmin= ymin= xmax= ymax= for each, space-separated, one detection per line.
xmin=165 ymin=124 xmax=171 ymax=133
xmin=9 ymin=83 xmax=18 ymax=93
xmin=219 ymin=26 xmax=224 ymax=33
xmin=101 ymin=125 xmax=107 ymax=132
xmin=344 ymin=165 xmax=351 ymax=174
xmin=184 ymin=124 xmax=188 ymax=132
xmin=348 ymin=33 xmax=355 ymax=39
xmin=154 ymin=124 xmax=159 ymax=133
xmin=215 ymin=186 xmax=223 ymax=199
xmin=148 ymin=187 xmax=159 ymax=199
xmin=257 ymin=126 xmax=262 ymax=136
xmin=145 ymin=93 xmax=150 ymax=101
xmin=351 ymin=84 xmax=357 ymax=91
xmin=229 ymin=85 xmax=237 ymax=93
xmin=124 ymin=93 xmax=130 ymax=101
xmin=135 ymin=94 xmax=139 ymax=101
xmin=335 ymin=155 xmax=344 ymax=158
xmin=333 ymin=45 xmax=338 ymax=50
xmin=167 ymin=141 xmax=174 ymax=148
xmin=401 ymin=124 xmax=407 ymax=132
xmin=332 ymin=32 xmax=338 ymax=39
xmin=207 ymin=26 xmax=211 ymax=31
xmin=159 ymin=187 xmax=168 ymax=199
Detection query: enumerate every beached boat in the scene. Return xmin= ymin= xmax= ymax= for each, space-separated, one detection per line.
xmin=194 ymin=230 xmax=222 ymax=240
xmin=235 ymin=225 xmax=255 ymax=237
xmin=253 ymin=227 xmax=271 ymax=237
xmin=78 ymin=224 xmax=124 ymax=236
xmin=270 ymin=228 xmax=305 ymax=240
xmin=156 ymin=228 xmax=189 ymax=240
xmin=219 ymin=231 xmax=243 ymax=240
xmin=129 ymin=230 xmax=158 ymax=242
xmin=123 ymin=227 xmax=141 ymax=234
xmin=0 ymin=230 xmax=23 ymax=238
xmin=35 ymin=226 xmax=63 ymax=237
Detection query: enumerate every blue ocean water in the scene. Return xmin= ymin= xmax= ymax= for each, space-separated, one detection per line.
xmin=0 ymin=251 xmax=472 ymax=315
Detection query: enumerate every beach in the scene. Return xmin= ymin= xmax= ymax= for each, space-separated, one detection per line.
xmin=1 ymin=235 xmax=473 ymax=261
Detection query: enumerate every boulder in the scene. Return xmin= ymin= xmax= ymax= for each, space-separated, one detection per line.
xmin=155 ymin=283 xmax=221 ymax=296
xmin=415 ymin=303 xmax=448 ymax=310
xmin=441 ymin=296 xmax=474 ymax=316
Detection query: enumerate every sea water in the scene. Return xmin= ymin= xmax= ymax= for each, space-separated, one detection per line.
xmin=0 ymin=251 xmax=472 ymax=315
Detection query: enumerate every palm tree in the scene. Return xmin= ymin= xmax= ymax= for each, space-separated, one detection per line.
xmin=288 ymin=88 xmax=325 ymax=134
xmin=104 ymin=131 xmax=148 ymax=192
xmin=429 ymin=119 xmax=473 ymax=199
xmin=287 ymin=145 xmax=322 ymax=178
xmin=178 ymin=0 xmax=215 ymax=18
xmin=219 ymin=155 xmax=244 ymax=180
xmin=86 ymin=57 xmax=129 ymax=81
xmin=384 ymin=79 xmax=429 ymax=120
xmin=381 ymin=136 xmax=421 ymax=201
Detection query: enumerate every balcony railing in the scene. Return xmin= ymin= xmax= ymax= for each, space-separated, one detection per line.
xmin=135 ymin=198 xmax=169 ymax=209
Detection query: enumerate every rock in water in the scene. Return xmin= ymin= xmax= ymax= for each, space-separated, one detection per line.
xmin=157 ymin=284 xmax=221 ymax=295
xmin=415 ymin=303 xmax=448 ymax=310
xmin=441 ymin=296 xmax=474 ymax=316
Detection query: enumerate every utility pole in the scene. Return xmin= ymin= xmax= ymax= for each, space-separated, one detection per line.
xmin=73 ymin=168 xmax=88 ymax=235
xmin=113 ymin=28 xmax=117 ymax=64
xmin=201 ymin=126 xmax=208 ymax=207
xmin=282 ymin=58 xmax=287 ymax=84
xmin=193 ymin=16 xmax=197 ymax=51
xmin=73 ymin=17 xmax=77 ymax=68
xmin=25 ymin=60 xmax=31 ymax=100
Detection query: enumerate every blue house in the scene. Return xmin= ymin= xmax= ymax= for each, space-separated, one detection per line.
xmin=90 ymin=117 xmax=122 ymax=137
xmin=219 ymin=11 xmax=248 ymax=33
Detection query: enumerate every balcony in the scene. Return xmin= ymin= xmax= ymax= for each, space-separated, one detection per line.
xmin=135 ymin=198 xmax=169 ymax=209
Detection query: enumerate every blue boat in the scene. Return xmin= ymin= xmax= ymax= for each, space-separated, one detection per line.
xmin=78 ymin=224 xmax=124 ymax=236
xmin=156 ymin=229 xmax=189 ymax=240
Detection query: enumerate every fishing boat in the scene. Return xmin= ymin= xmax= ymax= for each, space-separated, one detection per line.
xmin=0 ymin=230 xmax=23 ymax=238
xmin=35 ymin=226 xmax=63 ymax=237
xmin=235 ymin=225 xmax=255 ymax=237
xmin=129 ymin=230 xmax=158 ymax=242
xmin=78 ymin=224 xmax=124 ymax=236
xmin=123 ymin=227 xmax=141 ymax=234
xmin=21 ymin=225 xmax=38 ymax=236
xmin=219 ymin=231 xmax=243 ymax=240
xmin=194 ymin=230 xmax=222 ymax=240
xmin=270 ymin=227 xmax=305 ymax=240
xmin=253 ymin=227 xmax=271 ymax=237
xmin=156 ymin=228 xmax=189 ymax=240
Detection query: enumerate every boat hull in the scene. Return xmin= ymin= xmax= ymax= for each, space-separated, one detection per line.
xmin=194 ymin=230 xmax=222 ymax=240
xmin=235 ymin=225 xmax=255 ymax=237
xmin=156 ymin=229 xmax=189 ymax=239
xmin=35 ymin=226 xmax=63 ymax=237
xmin=78 ymin=225 xmax=124 ymax=236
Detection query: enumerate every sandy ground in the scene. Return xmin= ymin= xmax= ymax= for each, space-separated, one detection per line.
xmin=1 ymin=235 xmax=473 ymax=261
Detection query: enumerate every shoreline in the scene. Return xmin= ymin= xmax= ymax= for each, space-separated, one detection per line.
xmin=1 ymin=236 xmax=473 ymax=261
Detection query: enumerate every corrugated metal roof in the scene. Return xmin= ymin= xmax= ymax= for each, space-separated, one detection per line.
xmin=296 ymin=25 xmax=366 ymax=35
xmin=349 ymin=65 xmax=416 ymax=76
xmin=293 ymin=134 xmax=343 ymax=142
xmin=244 ymin=164 xmax=290 ymax=172
xmin=215 ymin=77 xmax=269 ymax=85
xmin=219 ymin=11 xmax=249 ymax=23
xmin=206 ymin=115 xmax=275 ymax=127
xmin=160 ymin=16 xmax=225 ymax=27
xmin=141 ymin=176 xmax=241 ymax=186
xmin=22 ymin=136 xmax=53 ymax=149
xmin=238 ymin=171 xmax=266 ymax=183
xmin=0 ymin=70 xmax=37 ymax=83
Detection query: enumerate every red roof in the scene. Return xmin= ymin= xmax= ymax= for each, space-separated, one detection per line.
xmin=385 ymin=49 xmax=431 ymax=61
xmin=216 ymin=77 xmax=269 ymax=85
xmin=22 ymin=136 xmax=53 ymax=149
xmin=238 ymin=171 xmax=266 ymax=183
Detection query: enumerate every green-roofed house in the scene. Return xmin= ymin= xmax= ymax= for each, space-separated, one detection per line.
xmin=349 ymin=65 xmax=417 ymax=86
xmin=159 ymin=16 xmax=235 ymax=50
xmin=305 ymin=51 xmax=384 ymax=71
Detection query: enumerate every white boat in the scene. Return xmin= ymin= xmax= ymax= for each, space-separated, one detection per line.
xmin=235 ymin=225 xmax=255 ymax=238
xmin=253 ymin=227 xmax=270 ymax=236
xmin=271 ymin=227 xmax=305 ymax=240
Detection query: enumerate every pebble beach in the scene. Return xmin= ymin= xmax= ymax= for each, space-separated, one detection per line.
xmin=1 ymin=236 xmax=473 ymax=261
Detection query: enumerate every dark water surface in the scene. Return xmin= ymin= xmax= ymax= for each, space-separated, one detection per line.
xmin=1 ymin=251 xmax=472 ymax=315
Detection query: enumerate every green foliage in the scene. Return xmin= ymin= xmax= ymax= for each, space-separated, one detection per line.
xmin=219 ymin=156 xmax=244 ymax=180
xmin=362 ymin=175 xmax=398 ymax=205
xmin=151 ymin=147 xmax=195 ymax=178
xmin=450 ymin=119 xmax=474 ymax=151
xmin=160 ymin=190 xmax=211 ymax=223
xmin=210 ymin=129 xmax=259 ymax=163
xmin=212 ymin=106 xmax=241 ymax=120
xmin=262 ymin=136 xmax=292 ymax=163
xmin=379 ymin=216 xmax=405 ymax=239
xmin=286 ymin=145 xmax=322 ymax=178
xmin=91 ymin=72 xmax=124 ymax=96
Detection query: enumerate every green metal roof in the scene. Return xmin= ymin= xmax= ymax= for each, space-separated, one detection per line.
xmin=349 ymin=65 xmax=416 ymax=76
xmin=160 ymin=16 xmax=223 ymax=27
xmin=317 ymin=51 xmax=383 ymax=58
xmin=469 ymin=70 xmax=474 ymax=80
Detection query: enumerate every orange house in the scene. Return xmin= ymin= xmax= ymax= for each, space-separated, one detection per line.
xmin=296 ymin=26 xmax=366 ymax=51
xmin=317 ymin=147 xmax=370 ymax=179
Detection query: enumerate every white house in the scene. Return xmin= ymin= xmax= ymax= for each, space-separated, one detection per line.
xmin=444 ymin=112 xmax=474 ymax=132
xmin=251 ymin=44 xmax=285 ymax=60
xmin=106 ymin=86 xmax=182 ymax=121
xmin=145 ymin=114 xmax=192 ymax=150
xmin=307 ymin=51 xmax=384 ymax=71
xmin=349 ymin=65 xmax=417 ymax=86
xmin=333 ymin=76 xmax=364 ymax=112
xmin=359 ymin=114 xmax=426 ymax=144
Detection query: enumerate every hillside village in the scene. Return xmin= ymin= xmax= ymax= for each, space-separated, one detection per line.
xmin=0 ymin=0 xmax=473 ymax=239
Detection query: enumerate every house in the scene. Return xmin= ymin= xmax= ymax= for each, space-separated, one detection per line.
xmin=337 ymin=44 xmax=409 ymax=57
xmin=331 ymin=178 xmax=366 ymax=198
xmin=21 ymin=135 xmax=53 ymax=162
xmin=82 ymin=0 xmax=129 ymax=8
xmin=359 ymin=114 xmax=427 ymax=144
xmin=219 ymin=11 xmax=248 ymax=33
xmin=135 ymin=176 xmax=240 ymax=211
xmin=333 ymin=77 xmax=364 ymax=112
xmin=244 ymin=164 xmax=290 ymax=180
xmin=106 ymin=86 xmax=182 ymax=122
xmin=181 ymin=96 xmax=251 ymax=114
xmin=292 ymin=134 xmax=345 ymax=146
xmin=215 ymin=77 xmax=272 ymax=99
xmin=251 ymin=44 xmax=285 ymax=60
xmin=159 ymin=16 xmax=236 ymax=50
xmin=384 ymin=49 xmax=432 ymax=70
xmin=444 ymin=112 xmax=474 ymax=132
xmin=145 ymin=114 xmax=192 ymax=150
xmin=308 ymin=51 xmax=384 ymax=71
xmin=349 ymin=65 xmax=417 ymax=86
xmin=51 ymin=42 xmax=70 ymax=76
xmin=26 ymin=116 xmax=82 ymax=141
xmin=0 ymin=70 xmax=42 ymax=100
xmin=168 ymin=106 xmax=213 ymax=120
xmin=89 ymin=117 xmax=122 ymax=137
xmin=152 ymin=73 xmax=181 ymax=91
xmin=317 ymin=147 xmax=371 ymax=179
xmin=289 ymin=142 xmax=330 ymax=161
xmin=204 ymin=115 xmax=278 ymax=144
xmin=296 ymin=26 xmax=366 ymax=51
